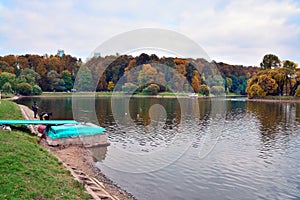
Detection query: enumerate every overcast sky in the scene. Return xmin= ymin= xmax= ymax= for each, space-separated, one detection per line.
xmin=0 ymin=0 xmax=299 ymax=66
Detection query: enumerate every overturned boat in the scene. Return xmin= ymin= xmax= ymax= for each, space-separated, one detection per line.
xmin=44 ymin=122 xmax=108 ymax=147
xmin=0 ymin=120 xmax=109 ymax=147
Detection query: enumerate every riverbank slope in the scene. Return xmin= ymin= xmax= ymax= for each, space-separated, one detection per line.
xmin=0 ymin=100 xmax=89 ymax=199
xmin=0 ymin=99 xmax=135 ymax=200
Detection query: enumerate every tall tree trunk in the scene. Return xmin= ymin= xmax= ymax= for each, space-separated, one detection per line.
xmin=290 ymin=81 xmax=299 ymax=96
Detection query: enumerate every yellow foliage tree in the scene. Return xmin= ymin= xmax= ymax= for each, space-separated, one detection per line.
xmin=191 ymin=70 xmax=201 ymax=93
xmin=246 ymin=83 xmax=267 ymax=99
xmin=107 ymin=81 xmax=115 ymax=91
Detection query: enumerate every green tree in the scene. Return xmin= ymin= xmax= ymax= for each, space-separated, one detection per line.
xmin=238 ymin=76 xmax=247 ymax=95
xmin=16 ymin=68 xmax=41 ymax=86
xmin=206 ymin=75 xmax=224 ymax=88
xmin=225 ymin=77 xmax=232 ymax=93
xmin=62 ymin=70 xmax=73 ymax=91
xmin=75 ymin=67 xmax=93 ymax=91
xmin=17 ymin=82 xmax=32 ymax=95
xmin=0 ymin=72 xmax=16 ymax=90
xmin=54 ymin=79 xmax=66 ymax=92
xmin=32 ymin=84 xmax=42 ymax=95
xmin=283 ymin=60 xmax=298 ymax=70
xmin=2 ymin=82 xmax=12 ymax=93
xmin=47 ymin=70 xmax=60 ymax=91
xmin=229 ymin=75 xmax=239 ymax=93
xmin=260 ymin=54 xmax=281 ymax=69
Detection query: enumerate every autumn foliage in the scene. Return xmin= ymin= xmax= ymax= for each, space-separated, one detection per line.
xmin=0 ymin=53 xmax=263 ymax=96
xmin=246 ymin=54 xmax=299 ymax=98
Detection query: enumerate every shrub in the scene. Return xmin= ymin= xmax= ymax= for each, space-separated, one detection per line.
xmin=17 ymin=83 xmax=32 ymax=95
xmin=107 ymin=81 xmax=115 ymax=92
xmin=210 ymin=86 xmax=225 ymax=96
xmin=2 ymin=82 xmax=12 ymax=93
xmin=142 ymin=84 xmax=160 ymax=95
xmin=32 ymin=85 xmax=42 ymax=95
xmin=199 ymin=84 xmax=210 ymax=96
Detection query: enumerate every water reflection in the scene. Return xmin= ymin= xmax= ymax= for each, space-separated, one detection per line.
xmin=246 ymin=101 xmax=300 ymax=162
xmin=14 ymin=96 xmax=300 ymax=199
xmin=14 ymin=96 xmax=73 ymax=120
xmin=247 ymin=102 xmax=295 ymax=134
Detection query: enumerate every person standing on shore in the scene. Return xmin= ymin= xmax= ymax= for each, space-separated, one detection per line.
xmin=32 ymin=101 xmax=38 ymax=118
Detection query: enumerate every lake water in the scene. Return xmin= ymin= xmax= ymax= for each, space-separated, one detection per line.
xmin=15 ymin=96 xmax=300 ymax=199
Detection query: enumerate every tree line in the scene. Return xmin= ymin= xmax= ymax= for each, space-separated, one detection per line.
xmin=0 ymin=54 xmax=80 ymax=95
xmin=75 ymin=53 xmax=260 ymax=95
xmin=0 ymin=53 xmax=262 ymax=96
xmin=246 ymin=54 xmax=299 ymax=98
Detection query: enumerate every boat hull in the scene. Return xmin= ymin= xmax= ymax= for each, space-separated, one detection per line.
xmin=46 ymin=133 xmax=109 ymax=147
xmin=44 ymin=122 xmax=109 ymax=147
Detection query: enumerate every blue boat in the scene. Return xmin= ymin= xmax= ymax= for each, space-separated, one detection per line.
xmin=0 ymin=120 xmax=109 ymax=147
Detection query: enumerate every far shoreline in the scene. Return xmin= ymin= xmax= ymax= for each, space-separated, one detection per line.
xmin=6 ymin=92 xmax=300 ymax=103
xmin=246 ymin=97 xmax=300 ymax=103
xmin=11 ymin=92 xmax=247 ymax=99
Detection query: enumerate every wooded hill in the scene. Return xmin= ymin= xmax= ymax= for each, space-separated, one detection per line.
xmin=78 ymin=53 xmax=260 ymax=95
xmin=0 ymin=53 xmax=260 ymax=95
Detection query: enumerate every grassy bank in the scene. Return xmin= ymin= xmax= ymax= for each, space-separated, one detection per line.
xmin=0 ymin=93 xmax=15 ymax=99
xmin=0 ymin=100 xmax=23 ymax=119
xmin=0 ymin=100 xmax=89 ymax=199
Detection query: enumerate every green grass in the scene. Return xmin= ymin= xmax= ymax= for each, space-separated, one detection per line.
xmin=158 ymin=92 xmax=188 ymax=96
xmin=0 ymin=93 xmax=15 ymax=99
xmin=0 ymin=100 xmax=23 ymax=119
xmin=42 ymin=91 xmax=117 ymax=96
xmin=0 ymin=131 xmax=89 ymax=199
xmin=0 ymin=100 xmax=90 ymax=199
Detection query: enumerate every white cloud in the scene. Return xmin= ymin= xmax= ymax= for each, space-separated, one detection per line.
xmin=0 ymin=0 xmax=299 ymax=66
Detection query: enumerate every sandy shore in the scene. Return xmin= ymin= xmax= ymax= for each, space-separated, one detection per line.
xmin=18 ymin=103 xmax=136 ymax=200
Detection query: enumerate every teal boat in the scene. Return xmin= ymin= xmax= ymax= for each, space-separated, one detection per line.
xmin=46 ymin=122 xmax=106 ymax=139
xmin=0 ymin=120 xmax=109 ymax=147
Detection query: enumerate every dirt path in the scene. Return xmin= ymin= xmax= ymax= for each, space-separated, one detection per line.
xmin=18 ymin=104 xmax=135 ymax=200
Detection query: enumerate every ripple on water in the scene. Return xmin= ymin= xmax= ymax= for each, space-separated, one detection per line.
xmin=17 ymin=97 xmax=300 ymax=200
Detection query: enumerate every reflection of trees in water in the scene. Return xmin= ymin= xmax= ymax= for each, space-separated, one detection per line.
xmin=15 ymin=97 xmax=73 ymax=120
xmin=198 ymin=98 xmax=211 ymax=129
xmin=192 ymin=98 xmax=228 ymax=149
xmin=97 ymin=97 xmax=183 ymax=152
xmin=246 ymin=102 xmax=298 ymax=136
xmin=246 ymin=101 xmax=300 ymax=160
xmin=296 ymin=104 xmax=300 ymax=123
xmin=128 ymin=97 xmax=181 ymax=127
